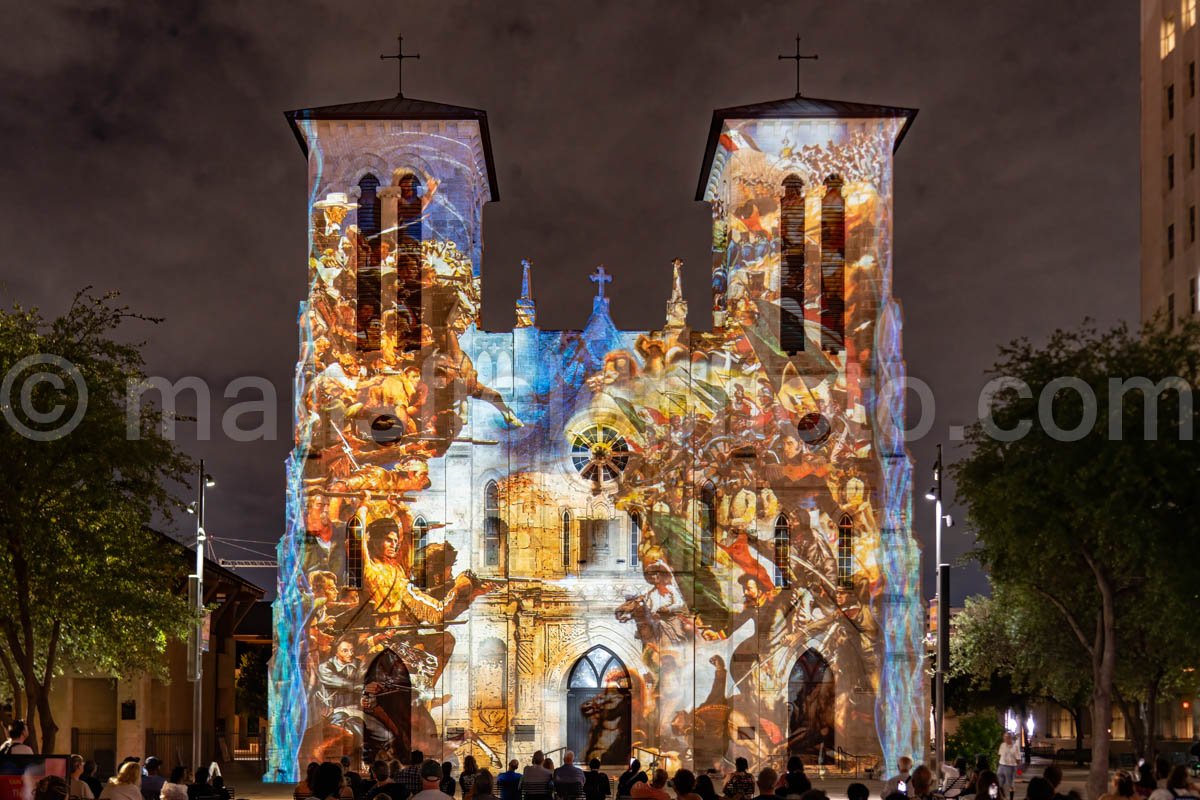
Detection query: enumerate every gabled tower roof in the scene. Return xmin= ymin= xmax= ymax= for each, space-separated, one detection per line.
xmin=285 ymin=95 xmax=500 ymax=200
xmin=695 ymin=94 xmax=918 ymax=200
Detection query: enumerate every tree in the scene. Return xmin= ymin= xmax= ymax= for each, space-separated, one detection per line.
xmin=0 ymin=291 xmax=194 ymax=752
xmin=950 ymin=591 xmax=1092 ymax=761
xmin=235 ymin=647 xmax=269 ymax=722
xmin=951 ymin=318 xmax=1200 ymax=800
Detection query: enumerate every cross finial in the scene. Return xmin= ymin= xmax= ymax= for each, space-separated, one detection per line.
xmin=380 ymin=34 xmax=420 ymax=98
xmin=778 ymin=34 xmax=818 ymax=97
xmin=590 ymin=265 xmax=613 ymax=299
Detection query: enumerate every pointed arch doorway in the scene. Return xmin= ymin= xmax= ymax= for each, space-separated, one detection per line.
xmin=787 ymin=648 xmax=835 ymax=760
xmin=362 ymin=648 xmax=412 ymax=764
xmin=566 ymin=646 xmax=632 ymax=765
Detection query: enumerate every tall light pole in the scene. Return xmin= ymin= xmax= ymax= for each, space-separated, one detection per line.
xmin=189 ymin=460 xmax=215 ymax=772
xmin=924 ymin=445 xmax=950 ymax=779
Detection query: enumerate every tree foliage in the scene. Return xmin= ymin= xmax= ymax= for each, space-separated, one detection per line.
xmin=950 ymin=317 xmax=1200 ymax=799
xmin=946 ymin=713 xmax=1007 ymax=770
xmin=0 ymin=291 xmax=194 ymax=752
xmin=235 ymin=647 xmax=270 ymax=722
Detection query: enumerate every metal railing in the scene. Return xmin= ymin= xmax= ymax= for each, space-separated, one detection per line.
xmin=71 ymin=729 xmax=116 ymax=779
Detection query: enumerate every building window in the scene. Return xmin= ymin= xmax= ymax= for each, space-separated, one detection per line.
xmin=820 ymin=174 xmax=846 ymax=353
xmin=561 ymin=511 xmax=572 ymax=569
xmin=346 ymin=516 xmax=364 ymax=590
xmin=484 ymin=480 xmax=501 ymax=568
xmin=1190 ymin=276 xmax=1197 ymax=313
xmin=629 ymin=512 xmax=640 ymax=569
xmin=1187 ymin=0 xmax=1197 ymax=30
xmin=1168 ymin=84 xmax=1177 ymax=120
xmin=836 ymin=514 xmax=855 ymax=589
xmin=1163 ymin=16 xmax=1178 ymax=59
xmin=1169 ymin=224 xmax=1177 ymax=260
xmin=1169 ymin=293 xmax=1177 ymax=328
xmin=413 ymin=516 xmax=429 ymax=588
xmin=1169 ymin=154 xmax=1176 ymax=189
xmin=780 ymin=174 xmax=806 ymax=353
xmin=356 ymin=174 xmax=382 ymax=351
xmin=699 ymin=482 xmax=716 ymax=567
xmin=394 ymin=172 xmax=423 ymax=352
xmin=773 ymin=515 xmax=790 ymax=589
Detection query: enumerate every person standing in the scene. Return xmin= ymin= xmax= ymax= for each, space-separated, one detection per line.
xmin=0 ymin=721 xmax=33 ymax=754
xmin=496 ymin=761 xmax=522 ymax=800
xmin=398 ymin=753 xmax=427 ymax=799
xmin=722 ymin=760 xmax=755 ymax=800
xmin=583 ymin=760 xmax=610 ymax=800
xmin=439 ymin=764 xmax=456 ymax=798
xmin=997 ymin=733 xmax=1021 ymax=798
xmin=460 ymin=757 xmax=479 ymax=800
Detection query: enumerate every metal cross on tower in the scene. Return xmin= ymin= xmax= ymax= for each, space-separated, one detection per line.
xmin=590 ymin=265 xmax=612 ymax=298
xmin=778 ymin=34 xmax=819 ymax=97
xmin=380 ymin=34 xmax=420 ymax=98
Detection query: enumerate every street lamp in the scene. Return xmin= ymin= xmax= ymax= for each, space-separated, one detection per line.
xmin=926 ymin=444 xmax=949 ymax=781
xmin=190 ymin=459 xmax=214 ymax=772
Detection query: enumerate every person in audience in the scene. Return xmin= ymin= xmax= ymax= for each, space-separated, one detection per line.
xmin=460 ymin=757 xmax=480 ymax=799
xmin=161 ymin=768 xmax=190 ymax=800
xmin=472 ymin=771 xmax=498 ymax=800
xmin=632 ymin=770 xmax=670 ymax=800
xmin=141 ymin=759 xmax=165 ymax=800
xmin=847 ymin=785 xmax=869 ymax=800
xmin=554 ymin=752 xmax=585 ymax=799
xmin=82 ymin=763 xmax=104 ymax=800
xmin=1149 ymin=759 xmax=1176 ymax=800
xmin=909 ymin=766 xmax=934 ymax=800
xmin=496 ymin=761 xmax=522 ymax=800
xmin=943 ymin=760 xmax=971 ymax=798
xmin=723 ymin=760 xmax=754 ymax=800
xmin=777 ymin=758 xmax=811 ymax=798
xmin=310 ymin=763 xmax=347 ymax=800
xmin=751 ymin=769 xmax=779 ymax=800
xmin=797 ymin=792 xmax=828 ymax=800
xmin=584 ymin=759 xmax=611 ymax=800
xmin=972 ymin=771 xmax=1001 ymax=800
xmin=1136 ymin=764 xmax=1158 ymax=799
xmin=440 ymin=763 xmax=456 ymax=798
xmin=341 ymin=758 xmax=363 ymax=799
xmin=523 ymin=753 xmax=554 ymax=800
xmin=673 ymin=771 xmax=701 ymax=800
xmin=36 ymin=776 xmax=69 ymax=800
xmin=68 ymin=755 xmax=95 ymax=800
xmin=398 ymin=753 xmax=427 ymax=798
xmin=100 ymin=762 xmax=144 ymax=800
xmin=0 ymin=721 xmax=33 ymax=755
xmin=1161 ymin=767 xmax=1198 ymax=800
xmin=412 ymin=760 xmax=453 ymax=800
xmin=695 ymin=776 xmax=719 ymax=800
xmin=366 ymin=760 xmax=408 ymax=800
xmin=296 ymin=763 xmax=321 ymax=800
xmin=1025 ymin=778 xmax=1055 ymax=800
xmin=882 ymin=757 xmax=913 ymax=799
xmin=618 ymin=762 xmax=648 ymax=800
xmin=544 ymin=761 xmax=555 ymax=774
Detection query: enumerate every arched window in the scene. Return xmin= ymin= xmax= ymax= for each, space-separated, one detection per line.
xmin=413 ymin=516 xmax=429 ymax=588
xmin=394 ymin=172 xmax=423 ymax=353
xmin=356 ymin=174 xmax=382 ymax=351
xmin=561 ymin=511 xmax=572 ymax=570
xmin=345 ymin=516 xmax=363 ymax=590
xmin=484 ymin=480 xmax=501 ymax=568
xmin=629 ymin=512 xmax=641 ymax=569
xmin=837 ymin=513 xmax=854 ymax=588
xmin=773 ymin=515 xmax=790 ymax=589
xmin=699 ymin=482 xmax=716 ymax=567
xmin=780 ymin=174 xmax=806 ymax=354
xmin=820 ymin=174 xmax=846 ymax=353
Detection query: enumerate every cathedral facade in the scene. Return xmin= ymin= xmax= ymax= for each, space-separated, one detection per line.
xmin=268 ymin=86 xmax=925 ymax=781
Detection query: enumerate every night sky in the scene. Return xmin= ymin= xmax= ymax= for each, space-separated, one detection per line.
xmin=1 ymin=1 xmax=1138 ymax=602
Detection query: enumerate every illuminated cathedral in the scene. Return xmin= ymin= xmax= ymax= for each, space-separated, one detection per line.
xmin=268 ymin=69 xmax=925 ymax=781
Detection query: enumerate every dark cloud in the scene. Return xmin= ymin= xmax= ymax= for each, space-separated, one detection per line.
xmin=0 ymin=0 xmax=1137 ymax=602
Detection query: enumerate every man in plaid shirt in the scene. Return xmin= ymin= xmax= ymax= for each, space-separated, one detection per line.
xmin=397 ymin=751 xmax=425 ymax=797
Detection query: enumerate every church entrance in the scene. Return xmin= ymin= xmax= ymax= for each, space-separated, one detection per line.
xmin=566 ymin=646 xmax=632 ymax=765
xmin=362 ymin=648 xmax=412 ymax=764
xmin=787 ymin=648 xmax=835 ymax=762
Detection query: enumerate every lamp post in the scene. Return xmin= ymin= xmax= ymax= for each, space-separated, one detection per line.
xmin=925 ymin=444 xmax=950 ymax=779
xmin=188 ymin=459 xmax=215 ymax=772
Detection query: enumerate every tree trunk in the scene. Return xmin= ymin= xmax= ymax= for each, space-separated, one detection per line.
xmin=1117 ymin=693 xmax=1145 ymax=760
xmin=21 ymin=683 xmax=39 ymax=755
xmin=35 ymin=685 xmax=57 ymax=755
xmin=1072 ymin=706 xmax=1085 ymax=766
xmin=1087 ymin=565 xmax=1118 ymax=800
xmin=1145 ymin=679 xmax=1160 ymax=762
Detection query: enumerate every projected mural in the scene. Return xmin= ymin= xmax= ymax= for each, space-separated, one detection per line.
xmin=269 ymin=93 xmax=924 ymax=782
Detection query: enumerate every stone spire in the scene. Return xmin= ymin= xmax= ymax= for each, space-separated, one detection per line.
xmin=515 ymin=259 xmax=537 ymax=328
xmin=665 ymin=258 xmax=688 ymax=329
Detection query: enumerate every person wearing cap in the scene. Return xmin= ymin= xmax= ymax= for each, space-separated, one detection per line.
xmin=410 ymin=760 xmax=452 ymax=800
xmin=141 ymin=759 xmax=165 ymax=800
